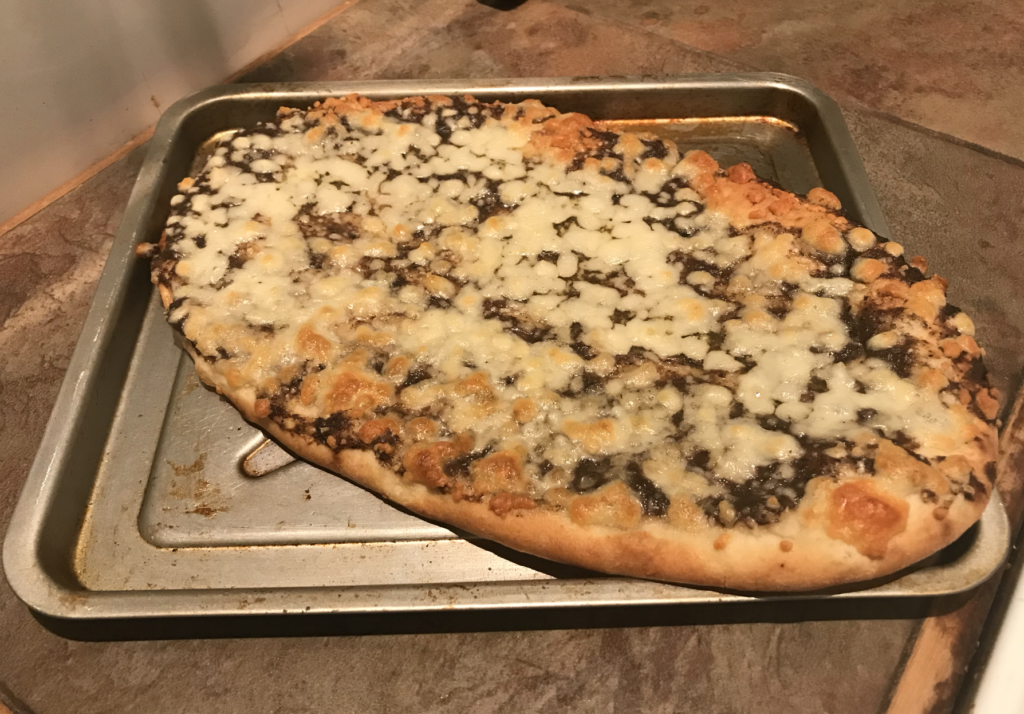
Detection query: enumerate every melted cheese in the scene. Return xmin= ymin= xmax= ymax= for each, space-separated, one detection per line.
xmin=796 ymin=361 xmax=957 ymax=458
xmin=727 ymin=293 xmax=848 ymax=416
xmin=160 ymin=97 xmax=974 ymax=493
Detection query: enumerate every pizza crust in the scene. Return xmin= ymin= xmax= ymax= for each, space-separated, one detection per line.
xmin=185 ymin=340 xmax=990 ymax=592
xmin=151 ymin=94 xmax=998 ymax=592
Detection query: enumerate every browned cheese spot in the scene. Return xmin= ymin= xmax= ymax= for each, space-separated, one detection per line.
xmin=488 ymin=492 xmax=537 ymax=517
xmin=914 ymin=367 xmax=949 ymax=391
xmin=906 ymin=277 xmax=946 ymax=324
xmin=277 ymin=363 xmax=301 ymax=385
xmin=512 ymin=397 xmax=538 ymax=424
xmin=296 ymin=326 xmax=333 ymax=362
xmin=253 ymin=398 xmax=271 ymax=418
xmin=935 ymin=454 xmax=973 ymax=488
xmin=746 ymin=184 xmax=770 ymax=205
xmin=324 ymin=371 xmax=393 ymax=417
xmin=358 ymin=417 xmax=401 ymax=446
xmin=383 ymin=355 xmax=410 ymax=382
xmin=402 ymin=438 xmax=468 ymax=489
xmin=768 ymin=194 xmax=798 ymax=216
xmin=407 ymin=417 xmax=439 ymax=442
xmin=543 ymin=487 xmax=574 ymax=509
xmin=223 ymin=367 xmax=246 ymax=389
xmin=454 ymin=371 xmax=494 ymax=400
xmin=726 ymin=162 xmax=756 ymax=184
xmin=851 ymin=258 xmax=888 ymax=283
xmin=522 ymin=110 xmax=595 ymax=164
xmin=299 ymin=373 xmax=320 ymax=406
xmin=158 ymin=283 xmax=175 ymax=310
xmin=869 ymin=279 xmax=911 ymax=311
xmin=806 ymin=187 xmax=842 ymax=211
xmin=354 ymin=325 xmax=395 ymax=350
xmin=875 ymin=440 xmax=948 ymax=496
xmin=562 ymin=418 xmax=616 ymax=454
xmin=940 ymin=338 xmax=964 ymax=359
xmin=800 ymin=218 xmax=845 ymax=255
xmin=569 ymin=481 xmax=643 ymax=530
xmin=976 ymin=389 xmax=1000 ymax=420
xmin=667 ymin=498 xmax=708 ymax=531
xmin=470 ymin=451 xmax=525 ymax=495
xmin=449 ymin=480 xmax=467 ymax=503
xmin=826 ymin=480 xmax=909 ymax=559
xmin=956 ymin=335 xmax=982 ymax=359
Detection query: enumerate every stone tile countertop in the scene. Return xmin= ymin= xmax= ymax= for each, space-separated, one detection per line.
xmin=2 ymin=1 xmax=1024 ymax=712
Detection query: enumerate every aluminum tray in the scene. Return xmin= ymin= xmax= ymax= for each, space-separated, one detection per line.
xmin=3 ymin=75 xmax=1010 ymax=624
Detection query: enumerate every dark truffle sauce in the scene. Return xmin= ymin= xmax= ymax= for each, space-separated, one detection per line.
xmin=158 ymin=96 xmax=990 ymax=529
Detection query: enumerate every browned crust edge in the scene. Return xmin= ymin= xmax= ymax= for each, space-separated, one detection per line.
xmin=187 ymin=346 xmax=990 ymax=592
xmin=156 ymin=95 xmax=998 ymax=592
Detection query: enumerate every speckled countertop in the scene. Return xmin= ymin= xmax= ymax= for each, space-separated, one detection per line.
xmin=2 ymin=1 xmax=1024 ymax=712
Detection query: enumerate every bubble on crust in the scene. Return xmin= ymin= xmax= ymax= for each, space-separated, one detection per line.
xmin=847 ymin=227 xmax=876 ymax=252
xmin=807 ymin=187 xmax=842 ymax=211
xmin=800 ymin=219 xmax=846 ymax=255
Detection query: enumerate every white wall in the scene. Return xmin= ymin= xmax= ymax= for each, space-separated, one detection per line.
xmin=0 ymin=0 xmax=346 ymax=227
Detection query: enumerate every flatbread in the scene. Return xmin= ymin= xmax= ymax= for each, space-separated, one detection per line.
xmin=139 ymin=94 xmax=999 ymax=591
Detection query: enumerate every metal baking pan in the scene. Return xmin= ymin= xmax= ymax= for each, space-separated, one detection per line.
xmin=3 ymin=74 xmax=1011 ymax=623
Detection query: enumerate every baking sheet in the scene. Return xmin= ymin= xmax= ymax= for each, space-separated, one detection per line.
xmin=3 ymin=74 xmax=1010 ymax=621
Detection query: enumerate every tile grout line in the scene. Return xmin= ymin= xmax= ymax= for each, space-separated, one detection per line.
xmin=0 ymin=679 xmax=35 ymax=714
xmin=848 ymin=104 xmax=1024 ymax=171
xmin=0 ymin=0 xmax=364 ymax=241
